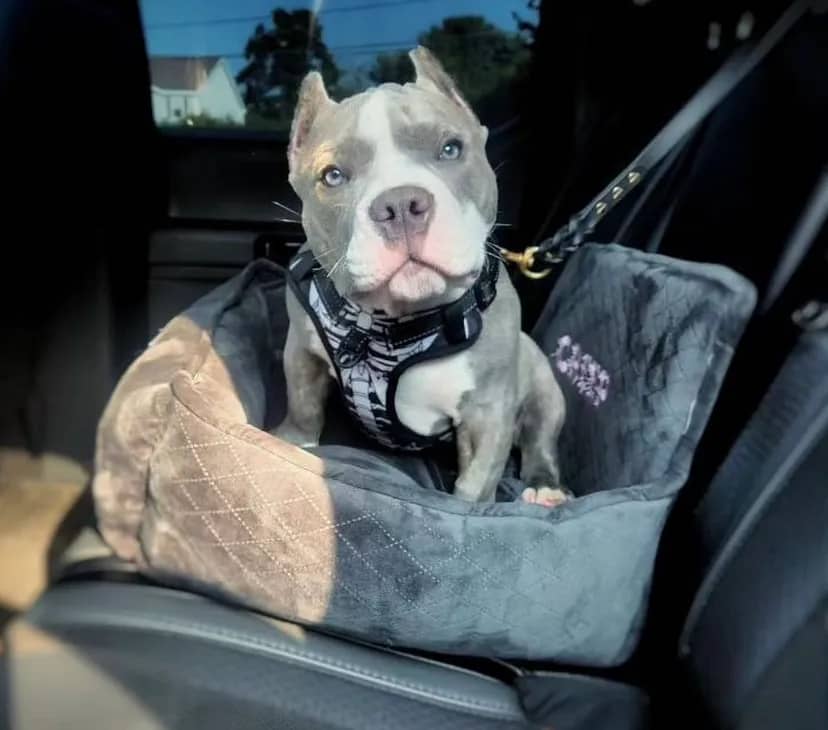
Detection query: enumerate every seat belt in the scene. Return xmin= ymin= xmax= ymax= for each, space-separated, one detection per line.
xmin=692 ymin=165 xmax=828 ymax=560
xmin=762 ymin=167 xmax=828 ymax=314
xmin=503 ymin=0 xmax=817 ymax=277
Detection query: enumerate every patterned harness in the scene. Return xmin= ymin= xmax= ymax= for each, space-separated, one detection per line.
xmin=287 ymin=250 xmax=499 ymax=450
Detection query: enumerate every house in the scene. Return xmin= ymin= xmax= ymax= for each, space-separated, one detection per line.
xmin=149 ymin=56 xmax=246 ymax=125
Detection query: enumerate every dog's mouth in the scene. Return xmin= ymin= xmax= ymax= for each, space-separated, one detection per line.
xmin=353 ymin=256 xmax=480 ymax=297
xmin=399 ymin=256 xmax=479 ymax=283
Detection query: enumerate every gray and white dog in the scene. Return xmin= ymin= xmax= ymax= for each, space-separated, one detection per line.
xmin=277 ymin=47 xmax=568 ymax=507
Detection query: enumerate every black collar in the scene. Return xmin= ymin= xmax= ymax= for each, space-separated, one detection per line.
xmin=290 ymin=251 xmax=500 ymax=348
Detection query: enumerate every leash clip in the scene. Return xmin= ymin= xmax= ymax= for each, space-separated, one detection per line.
xmin=500 ymin=212 xmax=586 ymax=280
xmin=500 ymin=246 xmax=556 ymax=280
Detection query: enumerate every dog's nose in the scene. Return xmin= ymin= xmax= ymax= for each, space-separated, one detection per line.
xmin=368 ymin=186 xmax=434 ymax=243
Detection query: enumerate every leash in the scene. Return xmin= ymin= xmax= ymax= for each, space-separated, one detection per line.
xmin=501 ymin=1 xmax=815 ymax=279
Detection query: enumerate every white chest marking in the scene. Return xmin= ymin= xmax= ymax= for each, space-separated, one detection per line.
xmin=394 ymin=352 xmax=475 ymax=435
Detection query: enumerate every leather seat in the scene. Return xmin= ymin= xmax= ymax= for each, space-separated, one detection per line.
xmin=3 ymin=582 xmax=532 ymax=730
xmin=677 ymin=326 xmax=828 ymax=730
xmin=3 ymin=327 xmax=826 ymax=729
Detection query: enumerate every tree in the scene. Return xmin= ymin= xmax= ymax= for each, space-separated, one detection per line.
xmin=237 ymin=8 xmax=340 ymax=122
xmin=369 ymin=16 xmax=530 ymax=107
xmin=513 ymin=0 xmax=540 ymax=49
xmin=369 ymin=51 xmax=414 ymax=86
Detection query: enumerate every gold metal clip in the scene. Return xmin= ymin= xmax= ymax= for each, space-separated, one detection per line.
xmin=500 ymin=246 xmax=556 ymax=280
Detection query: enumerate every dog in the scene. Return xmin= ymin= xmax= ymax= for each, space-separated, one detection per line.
xmin=276 ymin=46 xmax=569 ymax=507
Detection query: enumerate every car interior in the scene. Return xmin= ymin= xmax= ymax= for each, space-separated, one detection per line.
xmin=1 ymin=1 xmax=826 ymax=728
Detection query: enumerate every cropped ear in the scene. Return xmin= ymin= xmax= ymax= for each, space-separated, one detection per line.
xmin=288 ymin=72 xmax=334 ymax=170
xmin=409 ymin=46 xmax=479 ymax=122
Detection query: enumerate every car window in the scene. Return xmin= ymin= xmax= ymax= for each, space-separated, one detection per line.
xmin=139 ymin=0 xmax=538 ymax=135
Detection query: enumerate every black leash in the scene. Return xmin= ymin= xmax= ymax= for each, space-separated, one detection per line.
xmin=502 ymin=1 xmax=815 ymax=279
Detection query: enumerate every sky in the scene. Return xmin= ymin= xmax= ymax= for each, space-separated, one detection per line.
xmin=139 ymin=0 xmax=535 ymax=76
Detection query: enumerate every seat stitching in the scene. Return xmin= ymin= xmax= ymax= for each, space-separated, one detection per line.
xmin=54 ymin=611 xmax=522 ymax=717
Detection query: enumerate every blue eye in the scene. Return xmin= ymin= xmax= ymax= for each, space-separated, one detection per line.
xmin=321 ymin=166 xmax=346 ymax=187
xmin=439 ymin=139 xmax=463 ymax=161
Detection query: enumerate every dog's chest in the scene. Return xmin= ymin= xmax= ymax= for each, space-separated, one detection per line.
xmin=303 ymin=318 xmax=474 ymax=437
xmin=395 ymin=352 xmax=475 ymax=435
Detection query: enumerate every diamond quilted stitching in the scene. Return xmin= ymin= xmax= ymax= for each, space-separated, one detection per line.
xmin=173 ymin=406 xmax=305 ymax=596
xmin=539 ymin=248 xmax=724 ymax=493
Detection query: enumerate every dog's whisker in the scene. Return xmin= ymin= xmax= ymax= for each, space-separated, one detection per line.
xmin=316 ymin=255 xmax=340 ymax=267
xmin=271 ymin=200 xmax=301 ymax=218
xmin=327 ymin=254 xmax=346 ymax=278
xmin=493 ymin=161 xmax=510 ymax=180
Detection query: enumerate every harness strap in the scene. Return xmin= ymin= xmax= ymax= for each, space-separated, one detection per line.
xmin=288 ymin=250 xmax=315 ymax=277
xmin=289 ymin=249 xmax=500 ymax=350
xmin=287 ymin=248 xmax=500 ymax=450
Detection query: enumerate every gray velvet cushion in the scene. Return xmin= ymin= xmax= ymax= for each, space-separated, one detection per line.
xmin=92 ymin=244 xmax=755 ymax=665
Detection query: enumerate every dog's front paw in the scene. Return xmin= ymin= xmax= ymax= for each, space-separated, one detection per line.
xmin=520 ymin=486 xmax=573 ymax=508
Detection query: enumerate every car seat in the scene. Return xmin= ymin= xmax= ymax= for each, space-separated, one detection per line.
xmin=2 ymin=317 xmax=825 ymax=730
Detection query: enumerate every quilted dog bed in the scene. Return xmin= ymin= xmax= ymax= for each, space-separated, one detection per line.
xmin=93 ymin=244 xmax=755 ymax=665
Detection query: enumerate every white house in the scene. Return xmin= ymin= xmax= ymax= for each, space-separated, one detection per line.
xmin=149 ymin=56 xmax=246 ymax=125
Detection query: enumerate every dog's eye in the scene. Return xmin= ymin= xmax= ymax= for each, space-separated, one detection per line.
xmin=439 ymin=139 xmax=463 ymax=161
xmin=320 ymin=166 xmax=346 ymax=187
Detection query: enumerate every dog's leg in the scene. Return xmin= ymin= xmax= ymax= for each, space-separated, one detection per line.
xmin=274 ymin=324 xmax=332 ymax=448
xmin=516 ymin=334 xmax=571 ymax=507
xmin=453 ymin=399 xmax=515 ymax=502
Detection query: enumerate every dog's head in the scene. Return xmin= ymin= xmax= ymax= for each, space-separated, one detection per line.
xmin=288 ymin=47 xmax=497 ymax=314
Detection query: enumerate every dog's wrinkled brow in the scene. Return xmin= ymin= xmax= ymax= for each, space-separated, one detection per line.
xmin=393 ymin=122 xmax=448 ymax=153
xmin=311 ymin=137 xmax=374 ymax=175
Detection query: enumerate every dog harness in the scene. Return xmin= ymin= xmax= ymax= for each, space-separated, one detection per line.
xmin=287 ymin=250 xmax=499 ymax=450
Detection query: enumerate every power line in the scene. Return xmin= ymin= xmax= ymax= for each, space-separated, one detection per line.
xmin=145 ymin=0 xmax=449 ymax=30
xmin=151 ymin=24 xmax=513 ymax=58
xmin=157 ymin=28 xmax=523 ymax=60
xmin=169 ymin=40 xmax=418 ymax=60
xmin=325 ymin=0 xmax=446 ymax=14
xmin=147 ymin=15 xmax=264 ymax=30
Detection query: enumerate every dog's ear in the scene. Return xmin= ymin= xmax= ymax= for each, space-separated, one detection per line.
xmin=409 ymin=46 xmax=479 ymax=123
xmin=289 ymin=71 xmax=334 ymax=170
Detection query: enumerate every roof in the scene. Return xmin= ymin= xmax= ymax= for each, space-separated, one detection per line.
xmin=149 ymin=56 xmax=222 ymax=91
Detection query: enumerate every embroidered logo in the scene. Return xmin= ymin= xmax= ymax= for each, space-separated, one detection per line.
xmin=553 ymin=335 xmax=610 ymax=407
